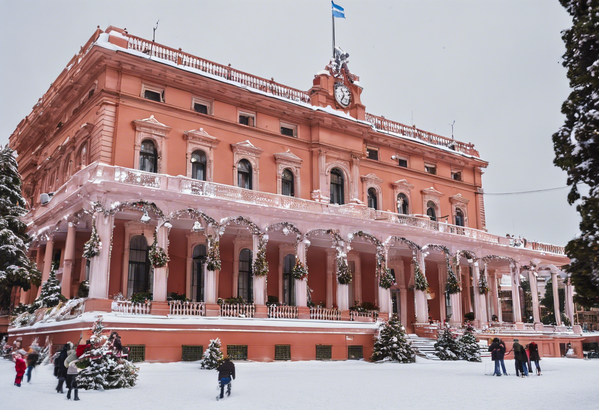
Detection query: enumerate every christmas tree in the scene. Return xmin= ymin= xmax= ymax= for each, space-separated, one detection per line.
xmin=434 ymin=326 xmax=461 ymax=360
xmin=0 ymin=145 xmax=41 ymax=311
xmin=77 ymin=318 xmax=139 ymax=390
xmin=32 ymin=262 xmax=64 ymax=310
xmin=371 ymin=315 xmax=415 ymax=363
xmin=458 ymin=322 xmax=481 ymax=362
xmin=200 ymin=338 xmax=223 ymax=369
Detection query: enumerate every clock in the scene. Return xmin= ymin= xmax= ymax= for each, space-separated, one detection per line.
xmin=334 ymin=83 xmax=352 ymax=107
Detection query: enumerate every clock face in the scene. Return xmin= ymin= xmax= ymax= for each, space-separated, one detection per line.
xmin=334 ymin=83 xmax=352 ymax=107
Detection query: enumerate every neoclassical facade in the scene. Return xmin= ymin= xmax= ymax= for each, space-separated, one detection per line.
xmin=7 ymin=27 xmax=583 ymax=361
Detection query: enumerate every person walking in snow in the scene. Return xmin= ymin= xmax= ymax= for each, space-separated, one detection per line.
xmin=488 ymin=338 xmax=505 ymax=376
xmin=217 ymin=356 xmax=236 ymax=399
xmin=25 ymin=345 xmax=39 ymax=383
xmin=508 ymin=339 xmax=529 ymax=377
xmin=14 ymin=350 xmax=27 ymax=387
xmin=528 ymin=341 xmax=542 ymax=375
xmin=64 ymin=347 xmax=81 ymax=400
xmin=54 ymin=342 xmax=71 ymax=393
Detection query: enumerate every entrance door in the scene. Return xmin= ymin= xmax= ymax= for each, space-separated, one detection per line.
xmin=192 ymin=244 xmax=207 ymax=302
xmin=391 ymin=289 xmax=401 ymax=316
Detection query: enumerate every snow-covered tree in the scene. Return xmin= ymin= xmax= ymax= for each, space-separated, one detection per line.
xmin=200 ymin=338 xmax=223 ymax=369
xmin=32 ymin=262 xmax=64 ymax=310
xmin=371 ymin=315 xmax=415 ymax=363
xmin=553 ymin=0 xmax=599 ymax=308
xmin=434 ymin=326 xmax=461 ymax=360
xmin=0 ymin=145 xmax=41 ymax=311
xmin=458 ymin=322 xmax=481 ymax=362
xmin=77 ymin=318 xmax=139 ymax=390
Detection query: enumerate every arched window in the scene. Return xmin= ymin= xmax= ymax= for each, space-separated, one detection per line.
xmin=192 ymin=244 xmax=207 ymax=302
xmin=140 ymin=140 xmax=158 ymax=173
xmin=283 ymin=254 xmax=296 ymax=306
xmin=397 ymin=193 xmax=409 ymax=215
xmin=238 ymin=248 xmax=253 ymax=302
xmin=128 ymin=235 xmax=150 ymax=297
xmin=455 ymin=208 xmax=465 ymax=227
xmin=237 ymin=159 xmax=252 ymax=189
xmin=426 ymin=200 xmax=437 ymax=221
xmin=79 ymin=143 xmax=88 ymax=169
xmin=367 ymin=188 xmax=378 ymax=210
xmin=191 ymin=150 xmax=207 ymax=181
xmin=282 ymin=169 xmax=294 ymax=197
xmin=330 ymin=168 xmax=345 ymax=205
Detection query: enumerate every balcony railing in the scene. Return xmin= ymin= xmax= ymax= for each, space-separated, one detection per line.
xmin=267 ymin=305 xmax=299 ymax=319
xmin=350 ymin=310 xmax=379 ymax=322
xmin=169 ymin=301 xmax=205 ymax=316
xmin=34 ymin=162 xmax=566 ymax=256
xmin=310 ymin=307 xmax=342 ymax=321
xmin=113 ymin=300 xmax=152 ymax=315
xmin=220 ymin=303 xmax=255 ymax=318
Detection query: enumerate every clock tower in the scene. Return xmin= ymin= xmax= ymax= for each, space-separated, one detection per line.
xmin=309 ymin=47 xmax=365 ymax=120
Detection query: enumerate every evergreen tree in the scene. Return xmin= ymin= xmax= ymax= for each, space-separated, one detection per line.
xmin=371 ymin=315 xmax=415 ymax=363
xmin=458 ymin=322 xmax=481 ymax=362
xmin=77 ymin=318 xmax=139 ymax=390
xmin=434 ymin=326 xmax=461 ymax=360
xmin=0 ymin=145 xmax=41 ymax=311
xmin=32 ymin=262 xmax=64 ymax=310
xmin=541 ymin=279 xmax=566 ymax=324
xmin=553 ymin=0 xmax=599 ymax=308
xmin=200 ymin=338 xmax=223 ymax=369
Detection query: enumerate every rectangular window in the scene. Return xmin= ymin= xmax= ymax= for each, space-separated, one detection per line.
xmin=425 ymin=164 xmax=437 ymax=175
xmin=239 ymin=111 xmax=256 ymax=127
xmin=227 ymin=345 xmax=248 ymax=360
xmin=274 ymin=345 xmax=291 ymax=361
xmin=398 ymin=158 xmax=408 ymax=168
xmin=366 ymin=147 xmax=379 ymax=161
xmin=280 ymin=122 xmax=297 ymax=137
xmin=142 ymin=84 xmax=164 ymax=102
xmin=316 ymin=345 xmax=332 ymax=360
xmin=192 ymin=97 xmax=211 ymax=115
xmin=181 ymin=345 xmax=203 ymax=361
xmin=348 ymin=345 xmax=363 ymax=360
xmin=451 ymin=171 xmax=462 ymax=181
xmin=128 ymin=345 xmax=146 ymax=362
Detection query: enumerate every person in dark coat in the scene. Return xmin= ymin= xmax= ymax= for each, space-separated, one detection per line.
xmin=509 ymin=339 xmax=529 ymax=377
xmin=488 ymin=338 xmax=507 ymax=376
xmin=528 ymin=341 xmax=541 ymax=375
xmin=217 ymin=357 xmax=236 ymax=398
xmin=25 ymin=346 xmax=39 ymax=383
xmin=54 ymin=343 xmax=72 ymax=393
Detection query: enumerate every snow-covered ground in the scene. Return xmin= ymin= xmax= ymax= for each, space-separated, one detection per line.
xmin=1 ymin=356 xmax=598 ymax=409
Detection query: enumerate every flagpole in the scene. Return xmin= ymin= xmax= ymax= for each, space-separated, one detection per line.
xmin=332 ymin=12 xmax=335 ymax=57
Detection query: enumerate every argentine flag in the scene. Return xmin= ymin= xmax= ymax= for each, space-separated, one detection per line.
xmin=332 ymin=1 xmax=345 ymax=19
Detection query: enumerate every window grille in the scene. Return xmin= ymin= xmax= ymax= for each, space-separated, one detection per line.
xmin=348 ymin=345 xmax=363 ymax=360
xmin=275 ymin=345 xmax=291 ymax=361
xmin=366 ymin=148 xmax=379 ymax=160
xmin=182 ymin=345 xmax=203 ymax=361
xmin=398 ymin=158 xmax=408 ymax=167
xmin=128 ymin=345 xmax=146 ymax=362
xmin=227 ymin=345 xmax=248 ymax=360
xmin=316 ymin=345 xmax=332 ymax=360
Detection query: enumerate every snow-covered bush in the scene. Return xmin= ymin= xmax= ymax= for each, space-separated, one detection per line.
xmin=371 ymin=315 xmax=415 ymax=363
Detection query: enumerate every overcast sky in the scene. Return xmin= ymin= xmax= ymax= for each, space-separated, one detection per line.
xmin=0 ymin=0 xmax=579 ymax=247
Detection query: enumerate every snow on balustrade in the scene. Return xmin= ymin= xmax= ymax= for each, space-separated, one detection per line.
xmin=168 ymin=301 xmax=206 ymax=316
xmin=310 ymin=307 xmax=341 ymax=321
xmin=220 ymin=303 xmax=255 ymax=318
xmin=530 ymin=241 xmax=565 ymax=255
xmin=267 ymin=305 xmax=299 ymax=319
xmin=113 ymin=300 xmax=152 ymax=315
xmin=350 ymin=310 xmax=379 ymax=322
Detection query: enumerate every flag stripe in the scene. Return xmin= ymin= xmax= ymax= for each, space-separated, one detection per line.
xmin=332 ymin=1 xmax=345 ymax=19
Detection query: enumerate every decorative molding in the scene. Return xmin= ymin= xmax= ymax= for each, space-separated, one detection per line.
xmin=132 ymin=115 xmax=172 ymax=174
xmin=184 ymin=128 xmax=220 ymax=181
xmin=274 ymin=150 xmax=303 ymax=197
xmin=231 ymin=140 xmax=263 ymax=191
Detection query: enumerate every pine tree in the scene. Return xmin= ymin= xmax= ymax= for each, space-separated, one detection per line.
xmin=553 ymin=0 xmax=599 ymax=308
xmin=77 ymin=318 xmax=139 ymax=390
xmin=371 ymin=315 xmax=415 ymax=363
xmin=434 ymin=326 xmax=461 ymax=360
xmin=32 ymin=262 xmax=64 ymax=310
xmin=0 ymin=145 xmax=41 ymax=311
xmin=200 ymin=338 xmax=223 ymax=369
xmin=458 ymin=322 xmax=481 ymax=362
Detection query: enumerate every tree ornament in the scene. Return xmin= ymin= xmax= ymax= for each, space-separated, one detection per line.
xmin=206 ymin=235 xmax=221 ymax=271
xmin=148 ymin=228 xmax=169 ymax=268
xmin=252 ymin=235 xmax=269 ymax=277
xmin=292 ymin=259 xmax=308 ymax=281
xmin=413 ymin=257 xmax=428 ymax=291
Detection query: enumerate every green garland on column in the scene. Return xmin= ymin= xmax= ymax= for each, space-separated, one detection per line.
xmin=252 ymin=235 xmax=269 ymax=277
xmin=82 ymin=222 xmax=100 ymax=259
xmin=148 ymin=228 xmax=169 ymax=268
xmin=292 ymin=259 xmax=308 ymax=280
xmin=413 ymin=257 xmax=428 ymax=291
xmin=478 ymin=265 xmax=489 ymax=294
xmin=379 ymin=268 xmax=395 ymax=289
xmin=337 ymin=257 xmax=352 ymax=285
xmin=445 ymin=256 xmax=461 ymax=294
xmin=206 ymin=235 xmax=221 ymax=271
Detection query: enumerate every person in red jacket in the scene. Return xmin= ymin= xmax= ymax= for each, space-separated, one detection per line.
xmin=14 ymin=350 xmax=27 ymax=387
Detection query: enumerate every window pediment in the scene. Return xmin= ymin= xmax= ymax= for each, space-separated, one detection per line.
xmin=274 ymin=150 xmax=303 ymax=167
xmin=184 ymin=128 xmax=220 ymax=148
xmin=449 ymin=193 xmax=469 ymax=206
xmin=133 ymin=115 xmax=171 ymax=137
xmin=392 ymin=179 xmax=414 ymax=191
xmin=421 ymin=187 xmax=444 ymax=198
xmin=360 ymin=172 xmax=383 ymax=184
xmin=231 ymin=140 xmax=263 ymax=157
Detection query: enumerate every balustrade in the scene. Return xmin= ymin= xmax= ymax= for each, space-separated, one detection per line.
xmin=168 ymin=301 xmax=205 ymax=316
xmin=350 ymin=310 xmax=379 ymax=322
xmin=113 ymin=300 xmax=152 ymax=315
xmin=220 ymin=303 xmax=255 ymax=318
xmin=267 ymin=305 xmax=299 ymax=319
xmin=310 ymin=307 xmax=341 ymax=321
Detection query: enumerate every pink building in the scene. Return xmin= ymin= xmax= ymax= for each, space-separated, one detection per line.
xmin=6 ymin=27 xmax=586 ymax=361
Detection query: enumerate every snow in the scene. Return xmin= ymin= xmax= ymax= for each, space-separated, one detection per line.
xmin=1 ymin=355 xmax=598 ymax=409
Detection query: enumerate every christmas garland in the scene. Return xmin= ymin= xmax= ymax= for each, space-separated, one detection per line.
xmin=445 ymin=256 xmax=461 ymax=294
xmin=413 ymin=257 xmax=428 ymax=291
xmin=252 ymin=235 xmax=269 ymax=277
xmin=292 ymin=259 xmax=308 ymax=280
xmin=478 ymin=265 xmax=489 ymax=294
xmin=337 ymin=257 xmax=352 ymax=285
xmin=82 ymin=222 xmax=100 ymax=259
xmin=206 ymin=235 xmax=221 ymax=271
xmin=148 ymin=229 xmax=169 ymax=268
xmin=379 ymin=267 xmax=395 ymax=289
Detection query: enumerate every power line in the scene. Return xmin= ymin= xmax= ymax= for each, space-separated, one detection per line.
xmin=483 ymin=186 xmax=568 ymax=196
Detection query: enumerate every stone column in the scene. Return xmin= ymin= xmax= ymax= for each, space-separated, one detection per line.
xmin=414 ymin=252 xmax=428 ymax=324
xmin=294 ymin=240 xmax=309 ymax=308
xmin=528 ymin=269 xmax=541 ymax=324
xmin=496 ymin=273 xmax=504 ymax=322
xmin=551 ymin=271 xmax=562 ymax=326
xmin=87 ymin=212 xmax=114 ymax=312
xmin=152 ymin=225 xmax=170 ymax=302
xmin=204 ymin=231 xmax=221 ymax=317
xmin=377 ymin=246 xmax=391 ymax=318
xmin=399 ymin=288 xmax=408 ymax=326
xmin=350 ymin=155 xmax=360 ymax=203
xmin=325 ymin=249 xmax=335 ymax=308
xmin=510 ymin=263 xmax=523 ymax=324
xmin=565 ymin=278 xmax=574 ymax=326
xmin=437 ymin=261 xmax=447 ymax=322
xmin=61 ymin=222 xmax=77 ymax=299
xmin=489 ymin=271 xmax=499 ymax=319
xmin=473 ymin=261 xmax=488 ymax=326
xmin=252 ymin=235 xmax=268 ymax=316
xmin=41 ymin=235 xmax=55 ymax=286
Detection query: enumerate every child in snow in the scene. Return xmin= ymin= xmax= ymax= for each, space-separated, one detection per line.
xmin=217 ymin=357 xmax=236 ymax=399
xmin=14 ymin=350 xmax=27 ymax=387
